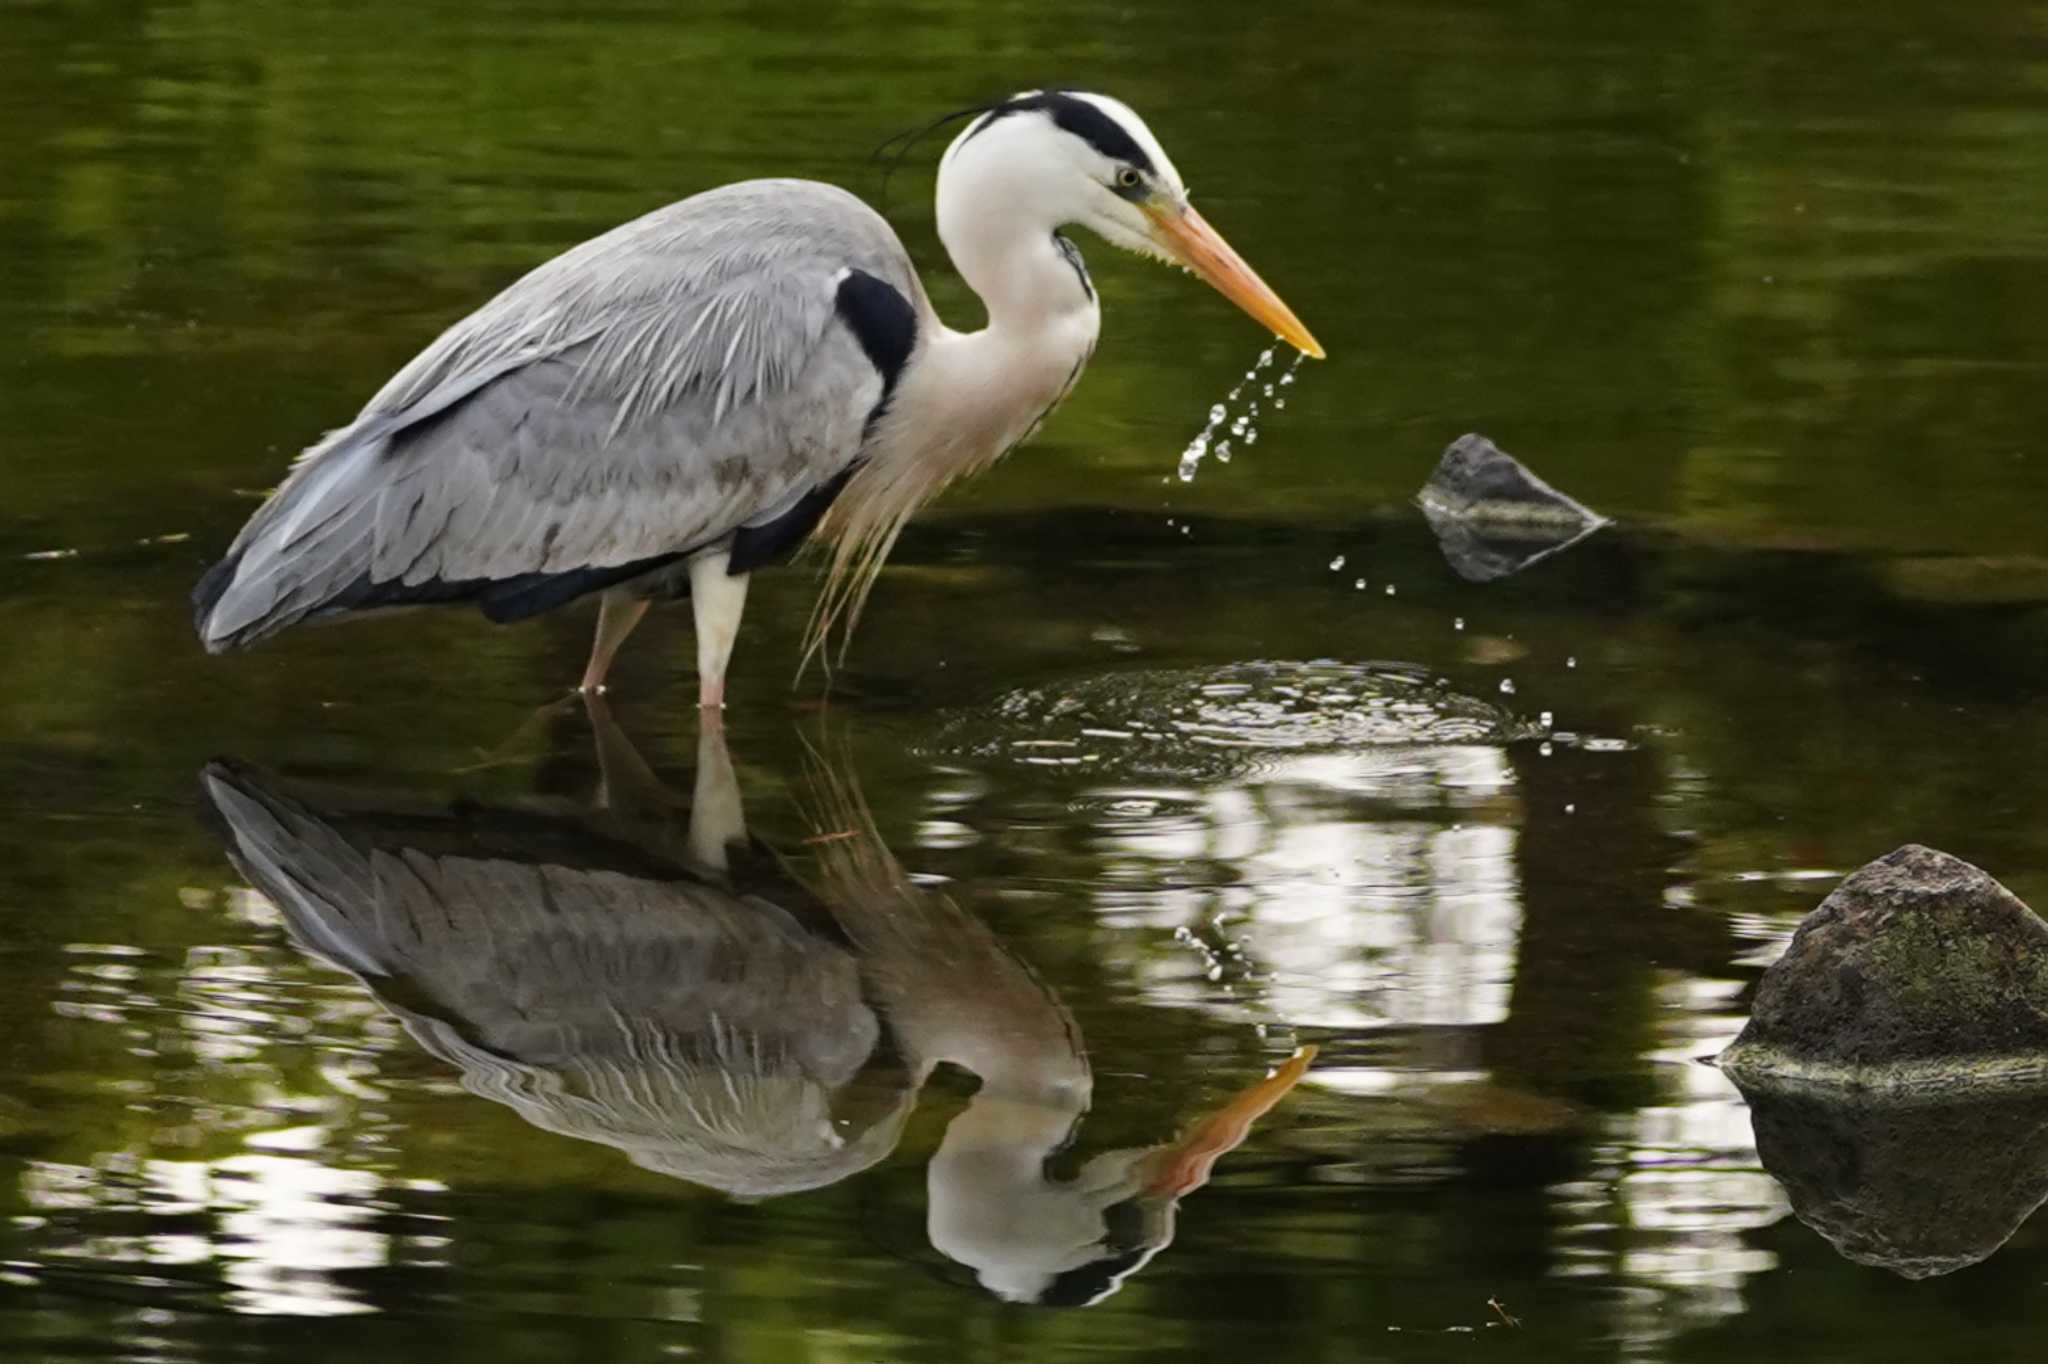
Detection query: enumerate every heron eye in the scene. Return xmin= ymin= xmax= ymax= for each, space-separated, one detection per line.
xmin=1115 ymin=167 xmax=1142 ymax=190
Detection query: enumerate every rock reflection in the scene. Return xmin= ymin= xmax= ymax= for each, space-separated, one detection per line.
xmin=1736 ymin=1081 xmax=2048 ymax=1278
xmin=202 ymin=703 xmax=1309 ymax=1305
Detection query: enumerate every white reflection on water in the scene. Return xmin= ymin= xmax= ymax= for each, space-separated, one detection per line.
xmin=22 ymin=925 xmax=414 ymax=1315
xmin=1552 ymin=974 xmax=1788 ymax=1355
xmin=22 ymin=1150 xmax=388 ymax=1315
xmin=1087 ymin=746 xmax=1523 ymax=1036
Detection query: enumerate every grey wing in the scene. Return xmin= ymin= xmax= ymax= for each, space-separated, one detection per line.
xmin=194 ymin=179 xmax=921 ymax=650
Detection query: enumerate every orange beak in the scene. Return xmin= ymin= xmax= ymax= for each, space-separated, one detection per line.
xmin=1144 ymin=202 xmax=1325 ymax=359
xmin=1140 ymin=1044 xmax=1318 ymax=1198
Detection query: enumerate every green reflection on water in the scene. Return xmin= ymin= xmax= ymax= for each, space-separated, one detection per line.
xmin=2 ymin=0 xmax=2047 ymax=1359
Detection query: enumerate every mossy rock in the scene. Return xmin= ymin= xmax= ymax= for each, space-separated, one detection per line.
xmin=1718 ymin=845 xmax=2048 ymax=1091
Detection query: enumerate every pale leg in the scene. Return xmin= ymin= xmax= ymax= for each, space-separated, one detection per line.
xmin=580 ymin=591 xmax=651 ymax=694
xmin=688 ymin=548 xmax=751 ymax=709
xmin=688 ymin=710 xmax=745 ymax=871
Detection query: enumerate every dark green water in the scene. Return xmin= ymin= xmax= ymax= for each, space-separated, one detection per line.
xmin=4 ymin=0 xmax=2048 ymax=1359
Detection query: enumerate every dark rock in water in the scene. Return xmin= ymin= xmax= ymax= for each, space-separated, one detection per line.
xmin=1719 ymin=845 xmax=2048 ymax=1090
xmin=1417 ymin=433 xmax=1607 ymax=582
xmin=1738 ymin=1081 xmax=2048 ymax=1278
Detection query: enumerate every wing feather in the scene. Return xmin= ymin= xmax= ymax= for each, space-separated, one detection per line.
xmin=196 ymin=179 xmax=921 ymax=650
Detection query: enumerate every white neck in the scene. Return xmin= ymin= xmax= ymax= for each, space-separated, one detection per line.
xmin=871 ymin=163 xmax=1100 ymax=473
xmin=939 ymin=188 xmax=1095 ymax=332
xmin=808 ymin=123 xmax=1103 ymax=656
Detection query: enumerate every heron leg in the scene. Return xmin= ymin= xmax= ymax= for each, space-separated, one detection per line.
xmin=579 ymin=591 xmax=651 ymax=694
xmin=688 ymin=549 xmax=750 ymax=709
xmin=688 ymin=709 xmax=745 ymax=870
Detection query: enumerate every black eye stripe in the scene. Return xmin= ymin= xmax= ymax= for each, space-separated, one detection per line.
xmin=959 ymin=91 xmax=1156 ymax=173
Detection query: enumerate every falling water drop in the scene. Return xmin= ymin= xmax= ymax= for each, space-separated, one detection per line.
xmin=1175 ymin=344 xmax=1306 ymax=484
xmin=1329 ymin=555 xmax=1346 ymax=571
xmin=1453 ymin=616 xmax=1466 ymax=631
xmin=1499 ymin=678 xmax=1517 ymax=695
xmin=1383 ymin=584 xmax=1397 ymax=596
xmin=1539 ymin=710 xmax=1554 ymax=729
xmin=1353 ymin=577 xmax=1366 ymax=590
xmin=1566 ymin=656 xmax=1578 ymax=669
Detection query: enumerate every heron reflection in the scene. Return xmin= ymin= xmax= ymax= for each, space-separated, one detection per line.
xmin=201 ymin=705 xmax=1311 ymax=1305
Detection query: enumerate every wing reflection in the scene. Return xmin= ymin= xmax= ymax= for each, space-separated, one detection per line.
xmin=201 ymin=703 xmax=1309 ymax=1305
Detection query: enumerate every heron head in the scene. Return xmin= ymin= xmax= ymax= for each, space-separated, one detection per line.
xmin=938 ymin=90 xmax=1323 ymax=357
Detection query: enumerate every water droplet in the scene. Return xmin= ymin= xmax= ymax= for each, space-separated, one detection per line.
xmin=1453 ymin=616 xmax=1466 ymax=631
xmin=1258 ymin=347 xmax=1276 ymax=367
xmin=1499 ymin=678 xmax=1517 ymax=695
xmin=1263 ymin=383 xmax=1274 ymax=398
xmin=1353 ymin=577 xmax=1366 ymax=590
xmin=1215 ymin=440 xmax=1233 ymax=463
xmin=1565 ymin=803 xmax=1576 ymax=814
xmin=1244 ymin=430 xmax=1258 ymax=445
xmin=1208 ymin=403 xmax=1227 ymax=424
xmin=1566 ymin=656 xmax=1578 ymax=669
xmin=1538 ymin=741 xmax=1553 ymax=756
xmin=1539 ymin=710 xmax=1554 ymax=729
xmin=1229 ymin=416 xmax=1247 ymax=437
xmin=1383 ymin=584 xmax=1396 ymax=596
xmin=1329 ymin=555 xmax=1345 ymax=571
xmin=1274 ymin=398 xmax=1286 ymax=410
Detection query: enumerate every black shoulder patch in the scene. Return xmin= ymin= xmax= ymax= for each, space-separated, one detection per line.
xmin=961 ymin=91 xmax=1154 ymax=172
xmin=836 ymin=270 xmax=917 ymax=398
xmin=729 ymin=464 xmax=861 ymax=574
xmin=835 ymin=268 xmax=918 ymax=442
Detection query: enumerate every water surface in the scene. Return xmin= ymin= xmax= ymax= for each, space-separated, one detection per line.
xmin=3 ymin=1 xmax=2047 ymax=1360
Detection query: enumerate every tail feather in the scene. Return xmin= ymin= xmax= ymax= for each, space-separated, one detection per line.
xmin=192 ymin=429 xmax=395 ymax=652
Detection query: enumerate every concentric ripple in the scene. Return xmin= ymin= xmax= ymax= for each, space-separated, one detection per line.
xmin=925 ymin=660 xmax=1540 ymax=780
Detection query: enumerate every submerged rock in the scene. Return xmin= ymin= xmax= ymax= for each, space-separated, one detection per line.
xmin=1417 ymin=433 xmax=1608 ymax=582
xmin=1719 ymin=845 xmax=2048 ymax=1090
xmin=1738 ymin=1082 xmax=2048 ymax=1278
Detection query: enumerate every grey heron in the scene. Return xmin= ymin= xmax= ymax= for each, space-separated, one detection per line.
xmin=192 ymin=90 xmax=1323 ymax=704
